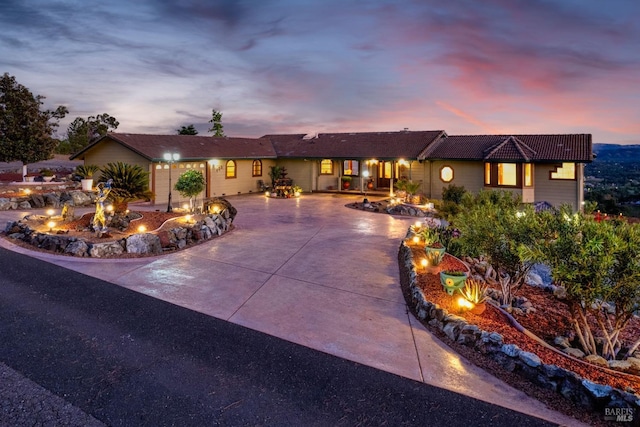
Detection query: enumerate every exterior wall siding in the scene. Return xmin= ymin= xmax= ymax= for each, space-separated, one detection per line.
xmin=534 ymin=164 xmax=580 ymax=210
xmin=153 ymin=162 xmax=207 ymax=209
xmin=82 ymin=141 xmax=150 ymax=170
xmin=276 ymin=160 xmax=314 ymax=191
xmin=427 ymin=160 xmax=484 ymax=200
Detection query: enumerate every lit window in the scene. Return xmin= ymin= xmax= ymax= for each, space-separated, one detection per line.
xmin=524 ymin=163 xmax=533 ymax=187
xmin=484 ymin=163 xmax=491 ymax=185
xmin=440 ymin=166 xmax=454 ymax=183
xmin=498 ymin=163 xmax=517 ymax=186
xmin=225 ymin=160 xmax=236 ymax=178
xmin=155 ymin=164 xmax=161 ymax=169
xmin=252 ymin=160 xmax=262 ymax=177
xmin=551 ymin=163 xmax=575 ymax=180
xmin=343 ymin=160 xmax=359 ymax=176
xmin=320 ymin=159 xmax=333 ymax=175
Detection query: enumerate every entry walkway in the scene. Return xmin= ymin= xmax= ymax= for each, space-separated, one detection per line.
xmin=0 ymin=193 xmax=583 ymax=426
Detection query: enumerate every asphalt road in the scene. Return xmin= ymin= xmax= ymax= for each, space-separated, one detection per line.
xmin=0 ymin=247 xmax=557 ymax=426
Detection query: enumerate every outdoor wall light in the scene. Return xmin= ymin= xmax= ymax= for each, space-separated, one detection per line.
xmin=208 ymin=159 xmax=223 ymax=172
xmin=164 ymin=152 xmax=181 ymax=212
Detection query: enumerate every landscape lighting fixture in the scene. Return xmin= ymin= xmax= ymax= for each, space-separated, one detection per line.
xmin=164 ymin=152 xmax=180 ymax=212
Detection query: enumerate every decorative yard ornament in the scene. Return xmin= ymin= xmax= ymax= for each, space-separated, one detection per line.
xmin=93 ymin=179 xmax=113 ymax=236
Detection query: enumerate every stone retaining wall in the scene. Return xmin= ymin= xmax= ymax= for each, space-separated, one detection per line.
xmin=398 ymin=241 xmax=640 ymax=416
xmin=4 ymin=210 xmax=233 ymax=258
xmin=0 ymin=188 xmax=95 ymax=210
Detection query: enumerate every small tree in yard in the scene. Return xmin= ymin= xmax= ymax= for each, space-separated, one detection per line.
xmin=521 ymin=206 xmax=640 ymax=360
xmin=175 ymin=170 xmax=205 ymax=212
xmin=0 ymin=73 xmax=68 ymax=179
xmin=455 ymin=190 xmax=542 ymax=306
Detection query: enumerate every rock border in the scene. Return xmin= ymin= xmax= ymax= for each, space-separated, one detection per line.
xmin=2 ymin=197 xmax=237 ymax=258
xmin=398 ymin=240 xmax=640 ymax=416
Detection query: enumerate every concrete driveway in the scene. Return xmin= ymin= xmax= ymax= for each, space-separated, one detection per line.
xmin=0 ymin=193 xmax=583 ymax=426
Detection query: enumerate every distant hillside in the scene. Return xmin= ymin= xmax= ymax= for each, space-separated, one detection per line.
xmin=593 ymin=143 xmax=640 ymax=162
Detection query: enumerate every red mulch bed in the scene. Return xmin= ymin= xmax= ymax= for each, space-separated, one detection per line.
xmin=58 ymin=211 xmax=183 ymax=234
xmin=409 ymin=246 xmax=640 ymax=394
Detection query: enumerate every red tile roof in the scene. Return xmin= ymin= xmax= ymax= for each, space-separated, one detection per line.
xmin=71 ymin=131 xmax=593 ymax=164
xmin=73 ymin=133 xmax=278 ymax=161
xmin=267 ymin=131 xmax=446 ymax=159
xmin=422 ymin=134 xmax=593 ymax=162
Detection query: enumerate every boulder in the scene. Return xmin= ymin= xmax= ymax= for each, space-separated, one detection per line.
xmin=29 ymin=194 xmax=46 ymax=208
xmin=70 ymin=190 xmax=92 ymax=206
xmin=0 ymin=198 xmax=12 ymax=210
xmin=608 ymin=360 xmax=632 ymax=372
xmin=64 ymin=240 xmax=89 ymax=257
xmin=89 ymin=241 xmax=125 ymax=257
xmin=126 ymin=233 xmax=162 ymax=255
xmin=563 ymin=347 xmax=585 ymax=358
xmin=44 ymin=193 xmax=61 ymax=207
xmin=584 ymin=355 xmax=608 ymax=367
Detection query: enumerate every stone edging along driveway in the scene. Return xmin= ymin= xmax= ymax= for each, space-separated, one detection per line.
xmin=398 ymin=240 xmax=640 ymax=416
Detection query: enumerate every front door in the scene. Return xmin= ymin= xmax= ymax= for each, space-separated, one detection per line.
xmin=377 ymin=161 xmax=393 ymax=188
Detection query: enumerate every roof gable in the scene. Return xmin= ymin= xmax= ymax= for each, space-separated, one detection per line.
xmin=426 ymin=134 xmax=592 ymax=162
xmin=483 ymin=136 xmax=537 ymax=161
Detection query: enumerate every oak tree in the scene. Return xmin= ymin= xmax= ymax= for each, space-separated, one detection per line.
xmin=0 ymin=73 xmax=68 ymax=179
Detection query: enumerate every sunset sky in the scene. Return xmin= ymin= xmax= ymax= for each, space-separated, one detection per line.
xmin=1 ymin=0 xmax=639 ymax=144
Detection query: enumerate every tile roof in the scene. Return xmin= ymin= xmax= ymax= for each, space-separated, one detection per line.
xmin=267 ymin=131 xmax=446 ymax=159
xmin=422 ymin=134 xmax=593 ymax=162
xmin=73 ymin=133 xmax=278 ymax=161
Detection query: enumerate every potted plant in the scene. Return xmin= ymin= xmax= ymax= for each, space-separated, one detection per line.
xmin=76 ymin=164 xmax=100 ymax=191
xmin=341 ymin=176 xmax=352 ymax=190
xmin=395 ymin=179 xmax=408 ymax=200
xmin=421 ymin=227 xmax=446 ymax=257
xmin=367 ymin=179 xmax=374 ymax=190
xmin=404 ymin=180 xmax=422 ymax=204
xmin=40 ymin=168 xmax=55 ymax=182
xmin=440 ymin=270 xmax=467 ymax=295
xmin=460 ymin=278 xmax=489 ymax=314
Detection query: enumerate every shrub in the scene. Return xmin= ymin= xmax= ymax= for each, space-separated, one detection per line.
xmin=99 ymin=162 xmax=152 ymax=212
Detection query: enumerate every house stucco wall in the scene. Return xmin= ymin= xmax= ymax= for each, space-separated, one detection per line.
xmin=427 ymin=160 xmax=485 ymax=200
xmin=81 ymin=140 xmax=150 ymax=171
xmin=534 ymin=163 xmax=581 ymax=210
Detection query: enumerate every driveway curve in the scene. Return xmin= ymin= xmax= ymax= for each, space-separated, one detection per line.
xmin=0 ymin=193 xmax=584 ymax=426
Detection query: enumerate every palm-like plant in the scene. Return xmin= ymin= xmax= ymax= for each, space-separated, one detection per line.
xmin=99 ymin=162 xmax=153 ymax=213
xmin=75 ymin=164 xmax=100 ymax=179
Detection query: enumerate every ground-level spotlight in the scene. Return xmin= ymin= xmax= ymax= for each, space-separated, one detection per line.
xmin=137 ymin=225 xmax=147 ymax=233
xmin=46 ymin=208 xmax=55 ymax=217
xmin=47 ymin=221 xmax=56 ymax=232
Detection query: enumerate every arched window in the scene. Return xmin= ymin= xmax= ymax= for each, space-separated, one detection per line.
xmin=320 ymin=159 xmax=333 ymax=175
xmin=225 ymin=160 xmax=236 ymax=179
xmin=440 ymin=165 xmax=454 ymax=183
xmin=252 ymin=160 xmax=262 ymax=177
